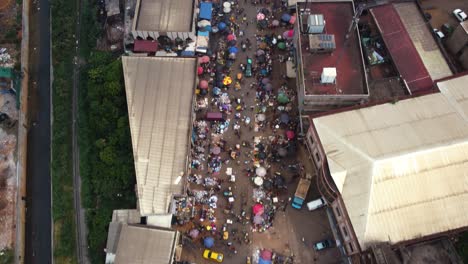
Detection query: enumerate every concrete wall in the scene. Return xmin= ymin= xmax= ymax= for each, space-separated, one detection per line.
xmin=305 ymin=123 xmax=361 ymax=257
xmin=446 ymin=23 xmax=468 ymax=55
xmin=460 ymin=47 xmax=468 ymax=70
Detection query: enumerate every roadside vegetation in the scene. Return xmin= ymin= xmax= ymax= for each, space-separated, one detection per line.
xmin=50 ymin=0 xmax=77 ymax=262
xmin=456 ymin=232 xmax=468 ymax=263
xmin=0 ymin=248 xmax=14 ymax=264
xmin=78 ymin=2 xmax=136 ymax=264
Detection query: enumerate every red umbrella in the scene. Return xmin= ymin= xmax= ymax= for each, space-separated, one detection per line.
xmin=261 ymin=249 xmax=272 ymax=260
xmin=252 ymin=203 xmax=264 ymax=215
xmin=227 ymin=34 xmax=235 ymax=41
xmin=286 ymin=130 xmax=295 ymax=140
xmin=199 ymin=80 xmax=209 ymax=89
xmin=197 ymin=66 xmax=204 ymax=75
xmin=199 ymin=55 xmax=210 ymax=64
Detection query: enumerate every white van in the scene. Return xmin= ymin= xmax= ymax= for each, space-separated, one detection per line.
xmin=307 ymin=197 xmax=326 ymax=211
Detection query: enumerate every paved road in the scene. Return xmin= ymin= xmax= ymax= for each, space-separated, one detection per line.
xmin=24 ymin=0 xmax=52 ymax=262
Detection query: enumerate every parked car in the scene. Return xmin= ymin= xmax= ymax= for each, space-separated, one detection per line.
xmin=203 ymin=249 xmax=224 ymax=263
xmin=313 ymin=239 xmax=334 ymax=251
xmin=453 ymin=9 xmax=467 ymax=22
xmin=433 ymin=28 xmax=445 ymax=39
xmin=306 ymin=197 xmax=326 ymax=211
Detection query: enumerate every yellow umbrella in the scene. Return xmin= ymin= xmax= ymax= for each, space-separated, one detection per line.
xmin=223 ymin=76 xmax=232 ymax=85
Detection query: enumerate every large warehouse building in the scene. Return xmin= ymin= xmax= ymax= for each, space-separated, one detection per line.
xmin=305 ymin=73 xmax=468 ymax=258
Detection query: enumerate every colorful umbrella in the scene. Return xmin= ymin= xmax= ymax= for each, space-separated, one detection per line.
xmin=189 ymin=228 xmax=200 ymax=238
xmin=253 ymin=215 xmax=264 ymax=224
xmin=286 ymin=130 xmax=295 ymax=140
xmin=227 ymin=34 xmax=236 ymax=41
xmin=252 ymin=203 xmax=264 ymax=215
xmin=223 ymin=76 xmax=232 ymax=85
xmin=199 ymin=80 xmax=209 ymax=89
xmin=277 ymin=92 xmax=289 ymax=103
xmin=272 ymin=20 xmax=280 ymax=26
xmin=204 ymin=237 xmax=214 ymax=248
xmin=256 ymin=114 xmax=266 ymax=122
xmin=197 ymin=66 xmax=204 ymax=75
xmin=289 ymin=15 xmax=296 ymax=24
xmin=218 ymin=22 xmax=227 ymax=30
xmin=211 ymin=146 xmax=221 ymax=155
xmin=254 ymin=177 xmax=264 ymax=186
xmin=264 ymin=83 xmax=273 ymax=91
xmin=256 ymin=166 xmax=267 ymax=177
xmin=286 ymin=29 xmax=294 ymax=38
xmin=261 ymin=77 xmax=270 ymax=84
xmin=199 ymin=55 xmax=210 ymax=63
xmin=257 ymin=13 xmax=265 ymax=21
xmin=281 ymin=13 xmax=291 ymax=22
xmin=256 ymin=49 xmax=266 ymax=56
xmin=261 ymin=249 xmax=273 ymax=261
xmin=277 ymin=42 xmax=286 ymax=50
xmin=198 ymin=20 xmax=211 ymax=28
xmin=228 ymin=46 xmax=238 ymax=54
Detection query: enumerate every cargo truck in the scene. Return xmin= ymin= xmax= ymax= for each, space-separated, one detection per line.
xmin=292 ymin=173 xmax=312 ymax=209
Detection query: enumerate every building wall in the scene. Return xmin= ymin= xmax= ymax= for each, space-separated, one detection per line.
xmin=460 ymin=46 xmax=468 ymax=70
xmin=446 ymin=23 xmax=468 ymax=55
xmin=306 ymin=122 xmax=361 ymax=257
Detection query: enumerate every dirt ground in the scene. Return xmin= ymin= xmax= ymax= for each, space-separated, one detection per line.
xmin=0 ymin=0 xmax=19 ymax=42
xmin=176 ymin=1 xmax=341 ymax=263
xmin=420 ymin=0 xmax=468 ymax=29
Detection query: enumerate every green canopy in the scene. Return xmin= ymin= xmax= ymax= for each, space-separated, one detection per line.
xmin=0 ymin=67 xmax=12 ymax=79
xmin=277 ymin=42 xmax=286 ymax=50
xmin=277 ymin=92 xmax=289 ymax=103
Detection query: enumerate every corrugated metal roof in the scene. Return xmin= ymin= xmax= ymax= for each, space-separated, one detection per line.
xmin=114 ymin=225 xmax=179 ymax=264
xmin=313 ymin=75 xmax=468 ymax=249
xmin=122 ymin=56 xmax=196 ymax=216
xmin=135 ymin=0 xmax=193 ymax=32
xmin=394 ymin=3 xmax=452 ymax=81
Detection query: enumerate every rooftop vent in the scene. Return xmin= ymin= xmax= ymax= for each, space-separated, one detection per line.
xmin=321 ymin=67 xmax=336 ymax=84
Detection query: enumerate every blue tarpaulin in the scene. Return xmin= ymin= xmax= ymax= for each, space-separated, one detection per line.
xmin=199 ymin=2 xmax=213 ymax=20
xmin=204 ymin=237 xmax=214 ymax=248
xmin=259 ymin=258 xmax=272 ymax=264
xmin=218 ymin=22 xmax=227 ymax=30
xmin=281 ymin=13 xmax=291 ymax=22
xmin=198 ymin=30 xmax=209 ymax=37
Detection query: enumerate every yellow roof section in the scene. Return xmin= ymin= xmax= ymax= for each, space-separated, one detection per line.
xmin=313 ymin=75 xmax=468 ymax=249
xmin=122 ymin=56 xmax=195 ymax=216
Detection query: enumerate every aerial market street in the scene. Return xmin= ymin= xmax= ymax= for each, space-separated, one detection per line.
xmin=172 ymin=0 xmax=341 ymax=263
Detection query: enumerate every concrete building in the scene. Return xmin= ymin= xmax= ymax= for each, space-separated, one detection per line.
xmin=122 ymin=56 xmax=196 ymax=216
xmin=294 ymin=1 xmax=369 ymax=112
xmin=305 ymin=74 xmax=468 ymax=258
xmin=131 ymin=0 xmax=197 ymax=40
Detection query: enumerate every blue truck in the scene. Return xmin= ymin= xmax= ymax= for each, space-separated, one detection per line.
xmin=292 ymin=174 xmax=312 ymax=209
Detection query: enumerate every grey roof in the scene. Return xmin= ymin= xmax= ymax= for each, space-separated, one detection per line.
xmin=106 ymin=222 xmax=123 ymax=254
xmin=122 ymin=56 xmax=196 ymax=216
xmin=114 ymin=225 xmax=179 ymax=264
xmin=135 ymin=0 xmax=194 ymax=32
